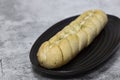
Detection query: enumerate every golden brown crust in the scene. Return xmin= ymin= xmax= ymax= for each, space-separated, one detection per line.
xmin=37 ymin=9 xmax=108 ymax=69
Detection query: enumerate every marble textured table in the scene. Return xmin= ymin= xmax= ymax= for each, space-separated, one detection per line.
xmin=0 ymin=0 xmax=120 ymax=80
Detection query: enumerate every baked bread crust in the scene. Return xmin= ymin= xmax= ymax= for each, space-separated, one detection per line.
xmin=37 ymin=9 xmax=108 ymax=69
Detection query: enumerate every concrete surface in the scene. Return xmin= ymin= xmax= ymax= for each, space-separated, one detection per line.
xmin=0 ymin=0 xmax=120 ymax=80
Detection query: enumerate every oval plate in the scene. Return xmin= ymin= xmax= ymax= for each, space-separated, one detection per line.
xmin=30 ymin=15 xmax=120 ymax=77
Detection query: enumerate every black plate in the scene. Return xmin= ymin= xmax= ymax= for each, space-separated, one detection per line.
xmin=30 ymin=15 xmax=120 ymax=77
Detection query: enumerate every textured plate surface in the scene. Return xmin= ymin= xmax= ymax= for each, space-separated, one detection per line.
xmin=30 ymin=15 xmax=120 ymax=77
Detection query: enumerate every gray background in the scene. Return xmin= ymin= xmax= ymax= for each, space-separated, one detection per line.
xmin=0 ymin=0 xmax=120 ymax=80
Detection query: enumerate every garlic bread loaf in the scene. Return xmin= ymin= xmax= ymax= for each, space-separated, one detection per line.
xmin=37 ymin=9 xmax=108 ymax=69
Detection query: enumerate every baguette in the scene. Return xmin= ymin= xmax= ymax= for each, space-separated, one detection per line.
xmin=37 ymin=9 xmax=108 ymax=69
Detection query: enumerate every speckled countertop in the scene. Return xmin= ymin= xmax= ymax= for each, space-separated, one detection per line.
xmin=0 ymin=0 xmax=120 ymax=80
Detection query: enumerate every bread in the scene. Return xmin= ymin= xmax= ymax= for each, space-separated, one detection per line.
xmin=37 ymin=9 xmax=108 ymax=69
